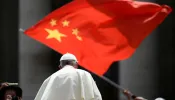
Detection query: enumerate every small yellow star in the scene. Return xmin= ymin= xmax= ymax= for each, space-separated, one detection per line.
xmin=45 ymin=28 xmax=67 ymax=42
xmin=72 ymin=28 xmax=79 ymax=35
xmin=76 ymin=36 xmax=82 ymax=41
xmin=50 ymin=19 xmax=57 ymax=26
xmin=62 ymin=20 xmax=70 ymax=27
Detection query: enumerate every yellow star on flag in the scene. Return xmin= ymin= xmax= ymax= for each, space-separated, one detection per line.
xmin=62 ymin=20 xmax=70 ymax=27
xmin=50 ymin=19 xmax=57 ymax=26
xmin=76 ymin=36 xmax=82 ymax=41
xmin=45 ymin=28 xmax=67 ymax=42
xmin=72 ymin=28 xmax=79 ymax=35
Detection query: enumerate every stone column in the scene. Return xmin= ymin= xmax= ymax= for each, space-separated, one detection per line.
xmin=19 ymin=0 xmax=53 ymax=100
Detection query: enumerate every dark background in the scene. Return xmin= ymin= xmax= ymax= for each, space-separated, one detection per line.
xmin=0 ymin=0 xmax=173 ymax=100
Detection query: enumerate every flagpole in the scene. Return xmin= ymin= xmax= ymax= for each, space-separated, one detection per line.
xmin=101 ymin=76 xmax=124 ymax=90
xmin=92 ymin=72 xmax=138 ymax=99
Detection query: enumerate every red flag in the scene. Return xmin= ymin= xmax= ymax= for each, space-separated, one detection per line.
xmin=24 ymin=0 xmax=172 ymax=75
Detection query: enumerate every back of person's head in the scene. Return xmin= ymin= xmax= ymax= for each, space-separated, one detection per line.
xmin=59 ymin=53 xmax=78 ymax=68
xmin=0 ymin=85 xmax=22 ymax=100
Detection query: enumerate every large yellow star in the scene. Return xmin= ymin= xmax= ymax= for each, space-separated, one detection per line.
xmin=45 ymin=28 xmax=67 ymax=42
xmin=50 ymin=19 xmax=57 ymax=26
xmin=72 ymin=28 xmax=79 ymax=35
xmin=62 ymin=20 xmax=70 ymax=27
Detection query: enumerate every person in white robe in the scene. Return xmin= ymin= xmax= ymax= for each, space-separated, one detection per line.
xmin=34 ymin=53 xmax=102 ymax=100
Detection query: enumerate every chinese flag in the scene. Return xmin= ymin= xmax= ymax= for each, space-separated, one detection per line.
xmin=24 ymin=0 xmax=172 ymax=76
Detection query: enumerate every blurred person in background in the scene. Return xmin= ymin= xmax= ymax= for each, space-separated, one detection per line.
xmin=0 ymin=82 xmax=22 ymax=100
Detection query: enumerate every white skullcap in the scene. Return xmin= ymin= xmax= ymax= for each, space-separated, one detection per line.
xmin=155 ymin=97 xmax=165 ymax=100
xmin=60 ymin=53 xmax=78 ymax=62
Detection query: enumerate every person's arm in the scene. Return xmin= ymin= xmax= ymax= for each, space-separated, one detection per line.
xmin=88 ymin=74 xmax=102 ymax=100
xmin=92 ymin=80 xmax=102 ymax=100
xmin=34 ymin=77 xmax=50 ymax=100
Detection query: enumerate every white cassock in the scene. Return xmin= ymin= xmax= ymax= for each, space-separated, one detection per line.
xmin=34 ymin=65 xmax=102 ymax=100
